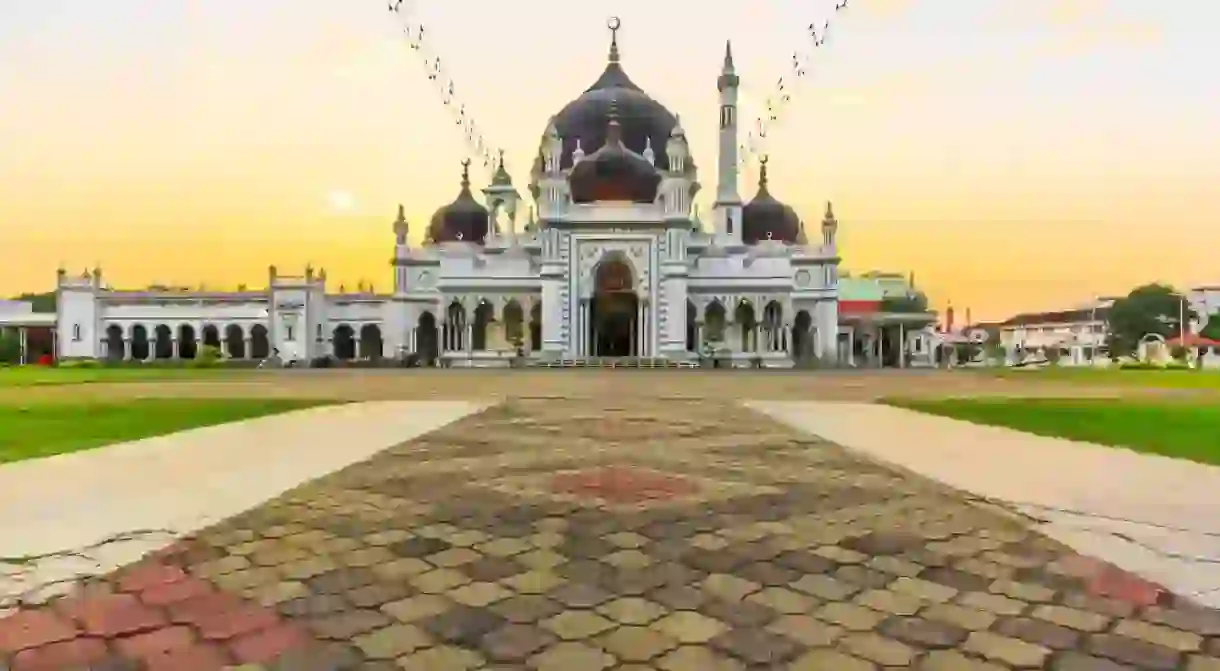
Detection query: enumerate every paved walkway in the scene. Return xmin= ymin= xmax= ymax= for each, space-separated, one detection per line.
xmin=0 ymin=401 xmax=483 ymax=607
xmin=754 ymin=401 xmax=1220 ymax=610
xmin=2 ymin=398 xmax=1219 ymax=669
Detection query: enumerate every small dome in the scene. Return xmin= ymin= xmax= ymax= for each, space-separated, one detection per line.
xmin=490 ymin=150 xmax=513 ymax=187
xmin=568 ymin=105 xmax=661 ymax=204
xmin=427 ymin=160 xmax=489 ymax=244
xmin=741 ymin=159 xmax=801 ymax=245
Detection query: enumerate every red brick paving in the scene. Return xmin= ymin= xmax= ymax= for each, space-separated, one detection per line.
xmin=0 ymin=557 xmax=318 ymax=670
xmin=551 ymin=465 xmax=700 ymax=503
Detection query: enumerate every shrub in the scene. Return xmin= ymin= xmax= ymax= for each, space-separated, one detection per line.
xmin=57 ymin=358 xmax=99 ymax=368
xmin=0 ymin=332 xmax=20 ymax=364
xmin=189 ymin=345 xmax=222 ymax=368
xmin=309 ymin=355 xmax=333 ymax=368
xmin=1044 ymin=347 xmax=1062 ymax=365
xmin=1170 ymin=345 xmax=1189 ymax=361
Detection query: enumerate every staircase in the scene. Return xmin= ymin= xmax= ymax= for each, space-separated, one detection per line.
xmin=532 ymin=357 xmax=698 ymax=369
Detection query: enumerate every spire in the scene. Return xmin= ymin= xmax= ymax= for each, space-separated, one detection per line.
xmin=492 ymin=149 xmax=512 ymax=185
xmin=823 ymin=200 xmax=836 ymax=222
xmin=717 ymin=40 xmax=740 ymax=91
xmin=757 ymin=155 xmax=770 ymax=193
xmin=460 ymin=158 xmax=471 ymax=190
xmin=606 ymin=96 xmax=623 ymax=145
xmin=607 ymin=16 xmax=621 ymax=63
xmin=393 ymin=203 xmax=409 ymax=243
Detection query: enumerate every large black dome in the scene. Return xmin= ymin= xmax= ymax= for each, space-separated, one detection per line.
xmin=533 ymin=31 xmax=689 ymax=175
xmin=742 ymin=160 xmax=801 ymax=245
xmin=427 ymin=161 xmax=489 ymax=244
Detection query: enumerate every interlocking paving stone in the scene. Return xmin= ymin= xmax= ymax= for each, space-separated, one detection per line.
xmin=0 ymin=398 xmax=1213 ymax=669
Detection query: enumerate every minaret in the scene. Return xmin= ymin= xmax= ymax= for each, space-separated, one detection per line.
xmin=483 ymin=149 xmax=520 ymax=242
xmin=393 ymin=204 xmax=410 ymax=293
xmin=713 ymin=40 xmax=743 ymax=245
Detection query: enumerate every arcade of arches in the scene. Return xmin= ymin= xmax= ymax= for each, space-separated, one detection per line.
xmin=98 ymin=322 xmax=385 ymax=362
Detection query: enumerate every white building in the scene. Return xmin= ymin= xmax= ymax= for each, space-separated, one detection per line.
xmin=51 ymin=26 xmax=916 ymax=368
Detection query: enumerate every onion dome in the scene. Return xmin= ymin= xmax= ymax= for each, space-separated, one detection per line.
xmin=741 ymin=157 xmax=801 ymax=245
xmin=427 ymin=160 xmax=489 ymax=244
xmin=533 ymin=19 xmax=690 ymax=176
xmin=568 ymin=100 xmax=662 ymax=204
xmin=490 ymin=150 xmax=513 ymax=186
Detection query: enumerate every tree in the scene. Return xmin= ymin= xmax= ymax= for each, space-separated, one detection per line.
xmin=1105 ymin=283 xmax=1198 ymax=358
xmin=12 ymin=292 xmax=55 ymax=313
xmin=1201 ymin=312 xmax=1220 ymax=341
xmin=0 ymin=332 xmax=20 ymax=364
xmin=879 ymin=292 xmax=929 ymax=314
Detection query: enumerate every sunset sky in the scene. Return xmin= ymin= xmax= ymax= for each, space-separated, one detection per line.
xmin=1 ymin=0 xmax=1215 ymax=319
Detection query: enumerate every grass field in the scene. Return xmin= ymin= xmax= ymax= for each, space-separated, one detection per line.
xmin=0 ymin=365 xmax=242 ymax=387
xmin=990 ymin=366 xmax=1220 ymax=390
xmin=889 ymin=397 xmax=1220 ymax=466
xmin=0 ymin=398 xmax=335 ymax=464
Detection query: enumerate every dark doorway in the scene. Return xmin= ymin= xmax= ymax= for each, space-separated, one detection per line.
xmin=417 ymin=312 xmax=439 ymax=365
xmin=332 ymin=325 xmax=355 ymax=360
xmin=359 ymin=324 xmax=382 ymax=360
xmin=250 ymin=324 xmax=270 ymax=359
xmin=178 ymin=325 xmax=197 ymax=359
xmin=529 ymin=303 xmax=541 ymax=352
xmin=590 ymin=258 xmax=638 ymax=357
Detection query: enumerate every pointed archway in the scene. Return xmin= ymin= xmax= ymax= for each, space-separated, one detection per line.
xmin=417 ymin=312 xmax=439 ymax=365
xmin=589 ymin=256 xmax=638 ymax=357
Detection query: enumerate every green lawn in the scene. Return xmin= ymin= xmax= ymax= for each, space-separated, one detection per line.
xmin=0 ymin=398 xmax=336 ymax=464
xmin=888 ymin=397 xmax=1220 ymax=466
xmin=990 ymin=366 xmax=1220 ymax=390
xmin=0 ymin=365 xmax=242 ymax=387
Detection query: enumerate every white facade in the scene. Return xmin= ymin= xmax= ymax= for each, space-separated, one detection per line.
xmin=52 ymin=28 xmax=844 ymax=367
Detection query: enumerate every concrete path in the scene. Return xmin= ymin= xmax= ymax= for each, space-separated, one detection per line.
xmin=752 ymin=401 xmax=1220 ymax=608
xmin=0 ymin=400 xmax=483 ymax=607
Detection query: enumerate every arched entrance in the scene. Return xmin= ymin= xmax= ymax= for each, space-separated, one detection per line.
xmin=105 ymin=324 xmax=124 ymax=361
xmin=250 ymin=324 xmax=270 ymax=359
xmin=793 ymin=310 xmax=813 ymax=361
xmin=416 ymin=312 xmax=439 ymax=365
xmin=359 ymin=324 xmax=382 ymax=360
xmin=332 ymin=325 xmax=355 ymax=360
xmin=589 ymin=258 xmax=638 ymax=357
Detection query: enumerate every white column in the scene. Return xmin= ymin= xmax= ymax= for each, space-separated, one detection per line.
xmin=899 ymin=322 xmax=906 ymax=368
xmin=466 ymin=323 xmax=473 ymax=354
xmin=637 ymin=303 xmax=645 ymax=357
xmin=877 ymin=326 xmax=885 ymax=368
xmin=18 ymin=327 xmax=27 ymax=365
xmin=123 ymin=337 xmax=132 ymax=361
xmin=579 ymin=300 xmax=587 ymax=356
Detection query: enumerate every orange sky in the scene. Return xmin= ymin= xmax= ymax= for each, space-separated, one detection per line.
xmin=1 ymin=0 xmax=1216 ymax=319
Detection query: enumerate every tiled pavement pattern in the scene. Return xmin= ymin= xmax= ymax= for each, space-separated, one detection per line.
xmin=3 ymin=399 xmax=1220 ymax=669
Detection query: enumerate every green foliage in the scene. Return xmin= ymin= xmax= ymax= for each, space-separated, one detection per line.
xmin=1201 ymin=313 xmax=1220 ymax=340
xmin=1044 ymin=346 xmax=1062 ymax=365
xmin=57 ymin=358 xmax=99 ymax=369
xmin=879 ymin=292 xmax=929 ymax=314
xmin=0 ymin=333 xmax=20 ymax=364
xmin=1170 ymin=345 xmax=1190 ymax=361
xmin=1105 ymin=283 xmax=1197 ymax=358
xmin=12 ymin=292 xmax=56 ymax=313
xmin=189 ymin=345 xmax=222 ymax=368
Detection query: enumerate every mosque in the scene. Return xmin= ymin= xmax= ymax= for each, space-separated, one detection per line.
xmin=44 ymin=22 xmax=938 ymax=367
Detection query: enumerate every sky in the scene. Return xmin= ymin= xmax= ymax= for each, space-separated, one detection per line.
xmin=0 ymin=0 xmax=1216 ymax=319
